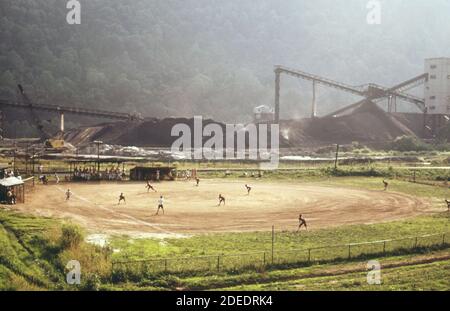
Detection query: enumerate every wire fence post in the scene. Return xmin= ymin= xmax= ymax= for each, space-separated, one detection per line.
xmin=308 ymin=249 xmax=311 ymax=262
xmin=263 ymin=252 xmax=266 ymax=266
xmin=383 ymin=241 xmax=386 ymax=254
xmin=348 ymin=245 xmax=351 ymax=259
xmin=271 ymin=225 xmax=275 ymax=265
xmin=217 ymin=255 xmax=220 ymax=271
xmin=414 ymin=237 xmax=418 ymax=248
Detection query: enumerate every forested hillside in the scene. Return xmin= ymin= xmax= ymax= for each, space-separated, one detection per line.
xmin=1 ymin=0 xmax=450 ymax=136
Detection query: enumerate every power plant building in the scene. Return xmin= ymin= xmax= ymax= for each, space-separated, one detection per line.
xmin=424 ymin=57 xmax=450 ymax=115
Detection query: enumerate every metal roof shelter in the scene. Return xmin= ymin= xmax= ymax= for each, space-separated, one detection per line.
xmin=0 ymin=176 xmax=25 ymax=204
xmin=0 ymin=176 xmax=24 ymax=187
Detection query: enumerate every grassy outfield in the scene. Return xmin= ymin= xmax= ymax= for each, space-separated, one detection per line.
xmin=319 ymin=176 xmax=449 ymax=199
xmin=110 ymin=214 xmax=450 ymax=262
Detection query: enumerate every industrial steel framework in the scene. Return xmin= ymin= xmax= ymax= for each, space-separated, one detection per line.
xmin=274 ymin=65 xmax=428 ymax=123
xmin=0 ymin=85 xmax=142 ymax=139
xmin=0 ymin=99 xmax=137 ymax=121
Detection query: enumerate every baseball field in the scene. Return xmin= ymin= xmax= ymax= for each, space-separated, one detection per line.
xmin=18 ymin=179 xmax=433 ymax=236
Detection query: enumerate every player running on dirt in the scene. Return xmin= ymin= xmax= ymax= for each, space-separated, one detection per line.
xmin=297 ymin=214 xmax=307 ymax=231
xmin=156 ymin=195 xmax=164 ymax=215
xmin=245 ymin=184 xmax=252 ymax=195
xmin=218 ymin=194 xmax=225 ymax=206
xmin=118 ymin=193 xmax=126 ymax=205
xmin=146 ymin=181 xmax=157 ymax=192
xmin=445 ymin=199 xmax=450 ymax=212
xmin=383 ymin=180 xmax=389 ymax=191
xmin=65 ymin=189 xmax=72 ymax=201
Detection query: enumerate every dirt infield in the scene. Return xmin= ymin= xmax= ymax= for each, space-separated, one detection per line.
xmin=16 ymin=180 xmax=430 ymax=237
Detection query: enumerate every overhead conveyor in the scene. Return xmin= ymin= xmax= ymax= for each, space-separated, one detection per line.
xmin=274 ymin=66 xmax=428 ymax=122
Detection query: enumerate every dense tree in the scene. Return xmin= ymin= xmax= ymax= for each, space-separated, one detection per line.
xmin=1 ymin=0 xmax=450 ymax=137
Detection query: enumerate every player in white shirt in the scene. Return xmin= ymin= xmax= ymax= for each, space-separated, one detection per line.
xmin=156 ymin=195 xmax=165 ymax=215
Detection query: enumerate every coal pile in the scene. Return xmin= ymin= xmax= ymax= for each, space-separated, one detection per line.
xmin=280 ymin=102 xmax=417 ymax=147
xmin=65 ymin=103 xmax=422 ymax=148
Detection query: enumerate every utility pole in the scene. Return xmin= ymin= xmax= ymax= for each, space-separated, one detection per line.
xmin=93 ymin=141 xmax=103 ymax=172
xmin=0 ymin=110 xmax=4 ymax=140
xmin=311 ymin=81 xmax=317 ymax=118
xmin=13 ymin=148 xmax=16 ymax=173
xmin=12 ymin=139 xmax=17 ymax=173
xmin=31 ymin=147 xmax=35 ymax=175
xmin=334 ymin=144 xmax=340 ymax=170
xmin=274 ymin=69 xmax=281 ymax=124
xmin=25 ymin=144 xmax=29 ymax=176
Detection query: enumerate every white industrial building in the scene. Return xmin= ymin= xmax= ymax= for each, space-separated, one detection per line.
xmin=253 ymin=105 xmax=274 ymax=123
xmin=424 ymin=57 xmax=450 ymax=115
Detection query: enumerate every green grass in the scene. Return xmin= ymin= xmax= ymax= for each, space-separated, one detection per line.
xmin=109 ymin=213 xmax=450 ymax=282
xmin=0 ymin=210 xmax=448 ymax=290
xmin=108 ymin=250 xmax=450 ymax=291
xmin=197 ymin=165 xmax=450 ymax=183
xmin=0 ymin=211 xmax=111 ymax=290
xmin=286 ymin=260 xmax=450 ymax=291
xmin=0 ymin=212 xmax=61 ymax=290
xmin=319 ymin=177 xmax=449 ymax=199
xmin=217 ymin=255 xmax=450 ymax=291
xmin=111 ymin=214 xmax=450 ymax=262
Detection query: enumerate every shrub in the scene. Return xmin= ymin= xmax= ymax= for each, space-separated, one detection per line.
xmin=59 ymin=224 xmax=84 ymax=250
xmin=82 ymin=273 xmax=101 ymax=291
